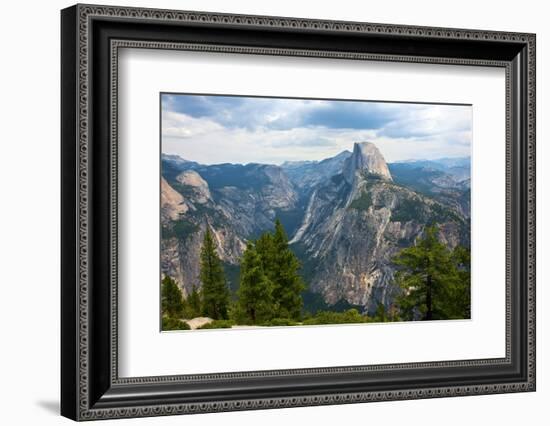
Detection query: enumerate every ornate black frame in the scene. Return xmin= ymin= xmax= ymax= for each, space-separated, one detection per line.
xmin=61 ymin=4 xmax=536 ymax=421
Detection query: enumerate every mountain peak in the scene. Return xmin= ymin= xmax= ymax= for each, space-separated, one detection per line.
xmin=344 ymin=142 xmax=392 ymax=182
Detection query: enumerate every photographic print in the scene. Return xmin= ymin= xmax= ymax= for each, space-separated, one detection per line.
xmin=160 ymin=94 xmax=472 ymax=331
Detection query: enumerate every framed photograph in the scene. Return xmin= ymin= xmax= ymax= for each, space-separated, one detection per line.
xmin=61 ymin=4 xmax=536 ymax=421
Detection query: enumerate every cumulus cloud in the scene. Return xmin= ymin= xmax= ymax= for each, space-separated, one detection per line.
xmin=161 ymin=94 xmax=471 ymax=164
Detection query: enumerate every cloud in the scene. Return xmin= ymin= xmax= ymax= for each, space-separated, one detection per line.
xmin=162 ymin=95 xmax=397 ymax=132
xmin=161 ymin=94 xmax=472 ymax=164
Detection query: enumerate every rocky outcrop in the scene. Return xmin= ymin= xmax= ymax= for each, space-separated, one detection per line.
xmin=160 ymin=170 xmax=246 ymax=295
xmin=343 ymin=142 xmax=393 ymax=184
xmin=160 ymin=163 xmax=298 ymax=295
xmin=176 ymin=170 xmax=211 ymax=204
xmin=161 ymin=177 xmax=188 ymax=221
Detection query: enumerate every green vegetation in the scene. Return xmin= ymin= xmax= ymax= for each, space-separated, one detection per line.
xmin=184 ymin=285 xmax=202 ymax=319
xmin=301 ymin=290 xmax=364 ymax=316
xmin=392 ymin=225 xmax=470 ymax=320
xmin=160 ymin=221 xmax=470 ymax=332
xmin=391 ymin=198 xmax=426 ymax=222
xmin=235 ymin=241 xmax=275 ymax=324
xmin=161 ymin=275 xmax=184 ymax=318
xmin=349 ymin=191 xmax=373 ymax=211
xmin=302 ymin=309 xmax=368 ymax=325
xmin=388 ymin=165 xmax=444 ymax=195
xmin=391 ymin=197 xmax=462 ymax=225
xmin=261 ymin=318 xmax=300 ymax=327
xmin=162 ymin=316 xmax=191 ymax=331
xmin=428 ymin=203 xmax=462 ymax=224
xmin=270 ymin=219 xmax=306 ymax=319
xmin=162 ymin=218 xmax=198 ymax=240
xmin=197 ymin=319 xmax=235 ymax=329
xmin=161 ymin=275 xmax=189 ymax=331
xmin=200 ymin=228 xmax=230 ymax=320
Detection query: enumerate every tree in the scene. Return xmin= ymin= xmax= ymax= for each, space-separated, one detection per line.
xmin=185 ymin=285 xmax=202 ymax=319
xmin=448 ymin=245 xmax=471 ymax=318
xmin=199 ymin=228 xmax=230 ymax=319
xmin=161 ymin=275 xmax=184 ymax=318
xmin=236 ymin=242 xmax=274 ymax=324
xmin=255 ymin=231 xmax=276 ymax=276
xmin=393 ymin=226 xmax=470 ymax=321
xmin=270 ymin=219 xmax=305 ymax=320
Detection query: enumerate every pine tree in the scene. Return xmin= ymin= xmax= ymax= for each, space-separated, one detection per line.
xmin=255 ymin=231 xmax=276 ymax=275
xmin=270 ymin=219 xmax=305 ymax=320
xmin=448 ymin=245 xmax=471 ymax=318
xmin=186 ymin=285 xmax=202 ymax=318
xmin=236 ymin=242 xmax=274 ymax=324
xmin=161 ymin=275 xmax=184 ymax=318
xmin=199 ymin=228 xmax=229 ymax=319
xmin=393 ymin=226 xmax=470 ymax=320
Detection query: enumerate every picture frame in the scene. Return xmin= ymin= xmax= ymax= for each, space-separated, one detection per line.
xmin=61 ymin=3 xmax=536 ymax=421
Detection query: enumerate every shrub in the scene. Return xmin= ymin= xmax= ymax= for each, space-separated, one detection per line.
xmin=302 ymin=309 xmax=368 ymax=325
xmin=162 ymin=316 xmax=191 ymax=331
xmin=261 ymin=318 xmax=299 ymax=327
xmin=197 ymin=319 xmax=235 ymax=329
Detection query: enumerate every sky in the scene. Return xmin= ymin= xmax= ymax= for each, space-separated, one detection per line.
xmin=161 ymin=94 xmax=472 ymax=165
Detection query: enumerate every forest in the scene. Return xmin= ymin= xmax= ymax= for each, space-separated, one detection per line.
xmin=161 ymin=221 xmax=471 ymax=331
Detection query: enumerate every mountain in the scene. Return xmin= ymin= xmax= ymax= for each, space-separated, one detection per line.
xmin=392 ymin=157 xmax=471 ymax=182
xmin=343 ymin=142 xmax=392 ymax=183
xmin=289 ymin=142 xmax=468 ymax=312
xmin=161 ymin=143 xmax=470 ymax=313
xmin=388 ymin=161 xmax=471 ymax=218
xmin=161 ymin=160 xmax=300 ymax=295
xmin=281 ymin=150 xmax=351 ymax=192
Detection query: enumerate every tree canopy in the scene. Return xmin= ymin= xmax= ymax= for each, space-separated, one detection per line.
xmin=236 ymin=241 xmax=275 ymax=324
xmin=161 ymin=275 xmax=184 ymax=318
xmin=393 ymin=226 xmax=470 ymax=321
xmin=199 ymin=227 xmax=230 ymax=319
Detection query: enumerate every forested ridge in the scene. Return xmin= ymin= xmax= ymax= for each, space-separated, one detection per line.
xmin=162 ymin=221 xmax=470 ymax=330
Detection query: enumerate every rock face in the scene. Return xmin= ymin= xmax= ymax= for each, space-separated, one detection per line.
xmin=161 ymin=177 xmax=188 ymax=221
xmin=289 ymin=143 xmax=468 ymax=312
xmin=343 ymin=142 xmax=393 ymax=184
xmin=175 ymin=170 xmax=211 ymax=204
xmin=161 ymin=144 xmax=470 ymax=312
xmin=160 ymin=160 xmax=299 ymax=296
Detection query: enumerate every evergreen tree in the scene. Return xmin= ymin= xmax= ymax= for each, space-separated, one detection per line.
xmin=270 ymin=219 xmax=305 ymax=320
xmin=255 ymin=231 xmax=276 ymax=275
xmin=393 ymin=226 xmax=470 ymax=320
xmin=186 ymin=285 xmax=202 ymax=318
xmin=161 ymin=275 xmax=184 ymax=318
xmin=236 ymin=242 xmax=274 ymax=324
xmin=199 ymin=228 xmax=229 ymax=319
xmin=373 ymin=303 xmax=388 ymax=323
xmin=448 ymin=245 xmax=471 ymax=318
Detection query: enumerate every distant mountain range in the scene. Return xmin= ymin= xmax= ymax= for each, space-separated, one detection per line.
xmin=161 ymin=142 xmax=470 ymax=314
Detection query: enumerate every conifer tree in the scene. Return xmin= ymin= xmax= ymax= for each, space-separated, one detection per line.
xmin=255 ymin=231 xmax=276 ymax=275
xmin=161 ymin=275 xmax=184 ymax=318
xmin=186 ymin=285 xmax=202 ymax=318
xmin=270 ymin=219 xmax=305 ymax=320
xmin=236 ymin=242 xmax=274 ymax=324
xmin=393 ymin=226 xmax=470 ymax=320
xmin=448 ymin=245 xmax=471 ymax=318
xmin=199 ymin=228 xmax=229 ymax=319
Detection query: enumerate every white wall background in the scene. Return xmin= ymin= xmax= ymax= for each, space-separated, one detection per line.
xmin=0 ymin=0 xmax=546 ymax=424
